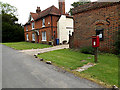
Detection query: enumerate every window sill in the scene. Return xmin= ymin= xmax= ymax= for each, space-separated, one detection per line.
xmin=42 ymin=40 xmax=47 ymax=42
xmin=42 ymin=26 xmax=45 ymax=28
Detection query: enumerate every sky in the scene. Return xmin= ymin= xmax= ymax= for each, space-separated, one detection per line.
xmin=1 ymin=0 xmax=97 ymax=25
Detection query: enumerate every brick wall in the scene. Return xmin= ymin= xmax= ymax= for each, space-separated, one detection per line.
xmin=71 ymin=3 xmax=120 ymax=53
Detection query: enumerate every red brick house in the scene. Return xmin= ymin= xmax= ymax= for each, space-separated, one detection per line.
xmin=24 ymin=0 xmax=73 ymax=45
xmin=70 ymin=2 xmax=120 ymax=53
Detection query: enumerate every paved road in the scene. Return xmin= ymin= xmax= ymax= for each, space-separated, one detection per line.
xmin=19 ymin=44 xmax=69 ymax=56
xmin=2 ymin=45 xmax=103 ymax=88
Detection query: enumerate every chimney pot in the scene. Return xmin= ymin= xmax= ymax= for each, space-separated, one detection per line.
xmin=36 ymin=7 xmax=41 ymax=13
xmin=59 ymin=0 xmax=65 ymax=2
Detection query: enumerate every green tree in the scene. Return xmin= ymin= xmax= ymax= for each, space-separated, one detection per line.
xmin=69 ymin=0 xmax=91 ymax=15
xmin=1 ymin=2 xmax=24 ymax=42
xmin=0 ymin=1 xmax=17 ymax=16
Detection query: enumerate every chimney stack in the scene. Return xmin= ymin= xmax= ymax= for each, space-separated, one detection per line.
xmin=59 ymin=0 xmax=65 ymax=15
xmin=36 ymin=7 xmax=41 ymax=13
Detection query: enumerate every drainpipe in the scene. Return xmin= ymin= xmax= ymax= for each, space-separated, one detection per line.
xmin=51 ymin=15 xmax=53 ymax=40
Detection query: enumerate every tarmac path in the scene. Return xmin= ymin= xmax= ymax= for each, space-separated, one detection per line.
xmin=2 ymin=45 xmax=103 ymax=88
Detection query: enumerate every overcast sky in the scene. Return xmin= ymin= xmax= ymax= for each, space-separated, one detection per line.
xmin=1 ymin=0 xmax=97 ymax=25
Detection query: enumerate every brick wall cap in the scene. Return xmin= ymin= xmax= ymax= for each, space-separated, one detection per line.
xmin=72 ymin=2 xmax=120 ymax=15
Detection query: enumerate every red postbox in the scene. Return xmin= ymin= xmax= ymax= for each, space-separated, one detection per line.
xmin=92 ymin=35 xmax=100 ymax=47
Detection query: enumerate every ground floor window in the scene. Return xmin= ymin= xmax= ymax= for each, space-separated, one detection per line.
xmin=26 ymin=34 xmax=29 ymax=41
xmin=42 ymin=31 xmax=46 ymax=41
xmin=95 ymin=24 xmax=104 ymax=41
xmin=96 ymin=29 xmax=104 ymax=41
xmin=32 ymin=33 xmax=35 ymax=41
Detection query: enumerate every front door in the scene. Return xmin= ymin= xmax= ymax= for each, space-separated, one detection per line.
xmin=35 ymin=31 xmax=39 ymax=43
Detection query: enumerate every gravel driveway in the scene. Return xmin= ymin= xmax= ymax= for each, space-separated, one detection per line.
xmin=19 ymin=44 xmax=69 ymax=56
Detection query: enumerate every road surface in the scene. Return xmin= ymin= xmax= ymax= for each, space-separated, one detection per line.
xmin=2 ymin=45 xmax=103 ymax=88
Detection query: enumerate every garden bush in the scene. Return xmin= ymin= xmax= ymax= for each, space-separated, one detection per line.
xmin=80 ymin=46 xmax=94 ymax=55
xmin=114 ymin=30 xmax=120 ymax=55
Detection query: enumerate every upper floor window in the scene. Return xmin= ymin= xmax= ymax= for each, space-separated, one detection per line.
xmin=32 ymin=22 xmax=35 ymax=29
xmin=26 ymin=25 xmax=28 ymax=31
xmin=42 ymin=18 xmax=45 ymax=27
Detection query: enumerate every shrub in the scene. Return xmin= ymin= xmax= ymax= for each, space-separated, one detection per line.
xmin=80 ymin=46 xmax=94 ymax=55
xmin=114 ymin=40 xmax=120 ymax=55
xmin=114 ymin=30 xmax=120 ymax=55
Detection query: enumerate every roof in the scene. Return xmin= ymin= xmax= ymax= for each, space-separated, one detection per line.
xmin=24 ymin=5 xmax=73 ymax=25
xmin=72 ymin=2 xmax=120 ymax=15
xmin=30 ymin=12 xmax=39 ymax=20
xmin=36 ymin=5 xmax=61 ymax=20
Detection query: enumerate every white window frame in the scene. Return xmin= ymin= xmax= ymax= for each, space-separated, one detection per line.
xmin=32 ymin=22 xmax=35 ymax=29
xmin=26 ymin=34 xmax=29 ymax=41
xmin=42 ymin=18 xmax=45 ymax=27
xmin=32 ymin=33 xmax=35 ymax=41
xmin=42 ymin=31 xmax=46 ymax=41
xmin=26 ymin=25 xmax=28 ymax=31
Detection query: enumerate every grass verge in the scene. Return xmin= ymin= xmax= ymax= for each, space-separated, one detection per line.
xmin=2 ymin=42 xmax=52 ymax=50
xmin=37 ymin=49 xmax=118 ymax=87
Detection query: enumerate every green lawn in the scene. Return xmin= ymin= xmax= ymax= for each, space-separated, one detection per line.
xmin=38 ymin=49 xmax=118 ymax=87
xmin=2 ymin=42 xmax=52 ymax=50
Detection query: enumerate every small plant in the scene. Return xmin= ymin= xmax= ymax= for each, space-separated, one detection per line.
xmin=80 ymin=46 xmax=94 ymax=55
